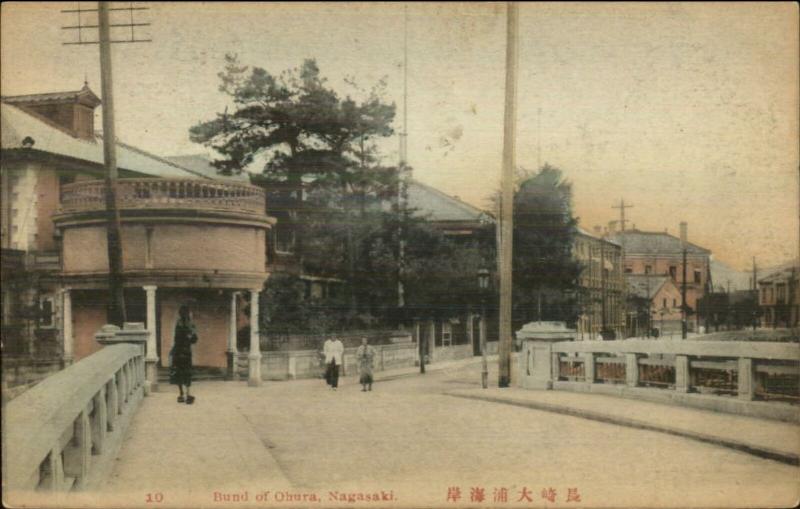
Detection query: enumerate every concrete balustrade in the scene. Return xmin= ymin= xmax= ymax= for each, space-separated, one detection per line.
xmin=3 ymin=324 xmax=148 ymax=500
xmin=519 ymin=333 xmax=800 ymax=423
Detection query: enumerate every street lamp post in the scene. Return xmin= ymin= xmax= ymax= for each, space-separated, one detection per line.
xmin=478 ymin=267 xmax=490 ymax=389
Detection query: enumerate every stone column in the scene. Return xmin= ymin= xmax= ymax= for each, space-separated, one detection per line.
xmin=516 ymin=321 xmax=576 ymax=390
xmin=583 ymin=352 xmax=596 ymax=384
xmin=674 ymin=355 xmax=690 ymax=392
xmin=737 ymin=357 xmax=755 ymax=400
xmin=248 ymin=288 xmax=262 ymax=387
xmin=62 ymin=288 xmax=73 ymax=365
xmin=228 ymin=291 xmax=240 ymax=381
xmin=143 ymin=285 xmax=159 ymax=395
xmin=625 ymin=353 xmax=639 ymax=387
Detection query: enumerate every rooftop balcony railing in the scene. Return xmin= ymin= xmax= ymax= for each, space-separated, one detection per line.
xmin=58 ymin=179 xmax=266 ymax=216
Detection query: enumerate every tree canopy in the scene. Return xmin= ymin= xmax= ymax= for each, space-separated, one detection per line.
xmin=512 ymin=164 xmax=583 ymax=329
xmin=192 ymin=56 xmax=496 ymax=331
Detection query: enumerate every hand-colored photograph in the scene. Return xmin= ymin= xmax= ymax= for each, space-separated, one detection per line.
xmin=1 ymin=2 xmax=798 ymax=508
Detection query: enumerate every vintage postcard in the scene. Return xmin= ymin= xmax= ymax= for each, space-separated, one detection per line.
xmin=1 ymin=2 xmax=798 ymax=508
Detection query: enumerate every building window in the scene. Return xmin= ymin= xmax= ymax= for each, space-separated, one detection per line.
xmin=694 ymin=269 xmax=702 ymax=284
xmin=662 ymin=298 xmax=667 ymax=309
xmin=645 ymin=265 xmax=652 ymax=275
xmin=673 ymin=298 xmax=677 ymax=308
xmin=39 ymin=295 xmax=55 ymax=328
xmin=669 ymin=266 xmax=677 ymax=279
xmin=776 ymin=284 xmax=786 ymax=304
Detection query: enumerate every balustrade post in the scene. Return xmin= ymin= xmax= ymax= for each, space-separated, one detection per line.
xmin=583 ymin=352 xmax=595 ymax=384
xmin=106 ymin=377 xmax=118 ymax=431
xmin=551 ymin=352 xmax=561 ymax=383
xmin=675 ymin=355 xmax=690 ymax=392
xmin=625 ymin=353 xmax=639 ymax=387
xmin=40 ymin=445 xmax=65 ymax=491
xmin=63 ymin=410 xmax=91 ymax=489
xmin=118 ymin=369 xmax=127 ymax=406
xmin=737 ymin=357 xmax=756 ymax=400
xmin=91 ymin=387 xmax=107 ymax=455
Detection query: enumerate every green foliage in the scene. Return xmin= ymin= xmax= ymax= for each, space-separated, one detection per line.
xmin=190 ymin=54 xmax=396 ymax=190
xmin=194 ymin=56 xmax=496 ymax=330
xmin=512 ymin=164 xmax=583 ymax=328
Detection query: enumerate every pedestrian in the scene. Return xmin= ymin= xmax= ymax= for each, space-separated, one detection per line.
xmin=356 ymin=336 xmax=376 ymax=392
xmin=323 ymin=337 xmax=334 ymax=387
xmin=323 ymin=336 xmax=344 ymax=390
xmin=169 ymin=304 xmax=198 ymax=404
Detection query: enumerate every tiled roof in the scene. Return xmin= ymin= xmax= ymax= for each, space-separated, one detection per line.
xmin=626 ymin=274 xmax=670 ymax=299
xmin=1 ymin=102 xmax=207 ymax=179
xmin=759 ymin=265 xmax=799 ymax=284
xmin=576 ymin=226 xmax=621 ymax=247
xmin=406 ymin=179 xmax=492 ymax=223
xmin=2 ymin=85 xmax=101 ymax=108
xmin=165 ymin=154 xmax=250 ymax=182
xmin=609 ymin=229 xmax=710 ymax=255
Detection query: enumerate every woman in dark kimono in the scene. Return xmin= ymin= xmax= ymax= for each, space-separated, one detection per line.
xmin=170 ymin=304 xmax=198 ymax=404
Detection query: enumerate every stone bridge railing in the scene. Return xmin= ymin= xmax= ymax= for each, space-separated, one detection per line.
xmin=519 ymin=336 xmax=800 ymax=422
xmin=3 ymin=325 xmax=147 ymax=498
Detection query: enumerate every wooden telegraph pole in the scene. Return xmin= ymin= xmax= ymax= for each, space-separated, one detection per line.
xmin=62 ymin=2 xmax=151 ymax=325
xmin=498 ymin=1 xmax=519 ymax=388
xmin=98 ymin=2 xmax=126 ymax=325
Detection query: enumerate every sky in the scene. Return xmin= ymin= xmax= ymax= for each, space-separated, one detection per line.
xmin=2 ymin=2 xmax=798 ymax=270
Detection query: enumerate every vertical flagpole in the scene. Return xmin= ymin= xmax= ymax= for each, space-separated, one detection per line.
xmin=498 ymin=1 xmax=519 ymax=388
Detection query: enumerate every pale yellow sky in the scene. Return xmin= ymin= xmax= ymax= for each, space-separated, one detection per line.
xmin=2 ymin=2 xmax=798 ymax=270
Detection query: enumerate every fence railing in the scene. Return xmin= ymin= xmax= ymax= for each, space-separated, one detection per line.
xmin=520 ymin=338 xmax=800 ymax=420
xmin=550 ymin=340 xmax=800 ymax=403
xmin=3 ymin=343 xmax=145 ymax=494
xmin=58 ymin=179 xmax=266 ymax=216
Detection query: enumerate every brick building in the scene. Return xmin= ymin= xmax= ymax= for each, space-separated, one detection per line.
xmin=625 ymin=274 xmax=683 ymax=337
xmin=609 ymin=225 xmax=711 ymax=332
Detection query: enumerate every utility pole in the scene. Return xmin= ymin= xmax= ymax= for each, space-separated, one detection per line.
xmin=680 ymin=222 xmax=688 ymax=339
xmin=610 ymin=200 xmax=631 ymax=337
xmin=62 ymin=1 xmax=151 ymax=326
xmin=612 ymin=199 xmax=634 ymax=232
xmin=98 ymin=2 xmax=125 ymax=326
xmin=600 ymin=242 xmax=606 ymax=336
xmin=752 ymin=256 xmax=758 ymax=331
xmin=498 ymin=1 xmax=519 ymax=388
xmin=397 ymin=3 xmax=409 ymax=311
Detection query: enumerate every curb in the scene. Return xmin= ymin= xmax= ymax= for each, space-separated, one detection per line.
xmin=446 ymin=392 xmax=800 ymax=467
xmin=371 ymin=358 xmax=486 ymax=383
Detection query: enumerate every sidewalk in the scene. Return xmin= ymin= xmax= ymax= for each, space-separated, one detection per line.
xmin=446 ymin=385 xmax=800 ymax=465
xmin=366 ymin=354 xmax=488 ymax=382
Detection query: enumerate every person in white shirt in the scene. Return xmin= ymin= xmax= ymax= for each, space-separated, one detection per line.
xmin=323 ymin=337 xmax=344 ymax=389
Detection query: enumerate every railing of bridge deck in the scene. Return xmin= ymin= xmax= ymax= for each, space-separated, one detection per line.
xmin=550 ymin=340 xmax=800 ymax=404
xmin=3 ymin=343 xmax=146 ymax=494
